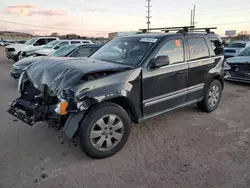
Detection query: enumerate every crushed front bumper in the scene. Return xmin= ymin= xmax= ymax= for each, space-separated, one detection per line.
xmin=7 ymin=99 xmax=36 ymax=125
xmin=224 ymin=71 xmax=250 ymax=83
xmin=7 ymin=98 xmax=58 ymax=126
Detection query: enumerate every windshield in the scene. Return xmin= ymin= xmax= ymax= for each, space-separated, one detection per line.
xmin=238 ymin=47 xmax=250 ymax=56
xmin=24 ymin=38 xmax=37 ymax=45
xmin=51 ymin=45 xmax=77 ymax=57
xmin=227 ymin=42 xmax=246 ymax=48
xmin=44 ymin=40 xmax=60 ymax=48
xmin=89 ymin=37 xmax=157 ymax=66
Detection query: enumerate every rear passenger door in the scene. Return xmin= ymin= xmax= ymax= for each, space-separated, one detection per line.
xmin=186 ymin=37 xmax=215 ymax=102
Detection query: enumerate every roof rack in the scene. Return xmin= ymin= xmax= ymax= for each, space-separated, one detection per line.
xmin=139 ymin=26 xmax=217 ymax=34
xmin=139 ymin=26 xmax=194 ymax=33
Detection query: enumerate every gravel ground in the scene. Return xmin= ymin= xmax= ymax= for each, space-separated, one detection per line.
xmin=0 ymin=47 xmax=249 ymax=188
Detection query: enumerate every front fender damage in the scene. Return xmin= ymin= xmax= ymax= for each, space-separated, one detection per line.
xmin=63 ymin=111 xmax=85 ymax=139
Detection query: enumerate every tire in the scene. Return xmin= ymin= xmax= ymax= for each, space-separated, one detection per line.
xmin=79 ymin=102 xmax=131 ymax=159
xmin=197 ymin=79 xmax=222 ymax=112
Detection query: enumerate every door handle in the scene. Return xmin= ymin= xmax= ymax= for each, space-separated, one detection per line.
xmin=206 ymin=63 xmax=215 ymax=67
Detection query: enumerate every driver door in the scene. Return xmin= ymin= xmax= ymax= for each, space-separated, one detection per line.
xmin=142 ymin=38 xmax=189 ymax=117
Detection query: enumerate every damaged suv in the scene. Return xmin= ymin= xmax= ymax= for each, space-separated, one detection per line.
xmin=8 ymin=27 xmax=224 ymax=159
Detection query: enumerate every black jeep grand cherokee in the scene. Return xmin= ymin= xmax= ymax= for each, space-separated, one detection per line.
xmin=8 ymin=27 xmax=224 ymax=159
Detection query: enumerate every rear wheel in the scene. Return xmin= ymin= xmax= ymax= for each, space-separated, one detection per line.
xmin=79 ymin=103 xmax=131 ymax=159
xmin=197 ymin=79 xmax=222 ymax=112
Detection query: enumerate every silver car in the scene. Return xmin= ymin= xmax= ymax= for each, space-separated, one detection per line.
xmin=224 ymin=40 xmax=250 ymax=58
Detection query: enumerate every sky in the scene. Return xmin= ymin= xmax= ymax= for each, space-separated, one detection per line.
xmin=0 ymin=0 xmax=250 ymax=37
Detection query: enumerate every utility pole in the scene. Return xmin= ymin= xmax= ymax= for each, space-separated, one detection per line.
xmin=193 ymin=5 xmax=196 ymax=27
xmin=146 ymin=0 xmax=152 ymax=32
xmin=190 ymin=9 xmax=193 ymax=27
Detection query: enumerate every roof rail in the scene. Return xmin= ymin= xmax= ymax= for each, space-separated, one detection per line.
xmin=139 ymin=26 xmax=217 ymax=34
xmin=139 ymin=26 xmax=194 ymax=33
xmin=189 ymin=27 xmax=217 ymax=34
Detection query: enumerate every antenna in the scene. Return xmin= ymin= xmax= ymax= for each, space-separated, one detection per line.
xmin=146 ymin=0 xmax=152 ymax=32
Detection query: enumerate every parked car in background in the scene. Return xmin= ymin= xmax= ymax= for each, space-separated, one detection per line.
xmin=16 ymin=40 xmax=27 ymax=44
xmin=20 ymin=39 xmax=93 ymax=59
xmin=224 ymin=47 xmax=250 ymax=83
xmin=224 ymin=40 xmax=250 ymax=58
xmin=5 ymin=37 xmax=59 ymax=61
xmin=0 ymin=39 xmax=18 ymax=46
xmin=10 ymin=44 xmax=102 ymax=80
xmin=0 ymin=39 xmax=5 ymax=46
xmin=8 ymin=27 xmax=224 ymax=159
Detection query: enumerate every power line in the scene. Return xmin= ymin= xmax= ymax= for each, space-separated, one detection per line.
xmin=146 ymin=0 xmax=152 ymax=31
xmin=0 ymin=20 xmax=112 ymax=33
xmin=199 ymin=20 xmax=250 ymax=27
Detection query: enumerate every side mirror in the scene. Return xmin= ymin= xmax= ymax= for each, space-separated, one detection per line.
xmin=150 ymin=55 xmax=170 ymax=69
xmin=54 ymin=46 xmax=60 ymax=50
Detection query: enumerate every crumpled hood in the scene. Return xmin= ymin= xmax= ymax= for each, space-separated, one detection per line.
xmin=14 ymin=56 xmax=43 ymax=67
xmin=227 ymin=56 xmax=250 ymax=64
xmin=26 ymin=57 xmax=132 ymax=96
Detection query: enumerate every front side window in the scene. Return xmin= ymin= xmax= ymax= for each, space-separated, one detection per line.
xmin=25 ymin=38 xmax=37 ymax=45
xmin=90 ymin=37 xmax=156 ymax=66
xmin=188 ymin=38 xmax=210 ymax=60
xmin=156 ymin=39 xmax=184 ymax=64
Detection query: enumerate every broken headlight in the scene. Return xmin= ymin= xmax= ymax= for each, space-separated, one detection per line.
xmin=59 ymin=89 xmax=75 ymax=100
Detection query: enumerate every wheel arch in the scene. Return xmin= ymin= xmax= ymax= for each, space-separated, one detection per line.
xmin=104 ymin=97 xmax=139 ymax=123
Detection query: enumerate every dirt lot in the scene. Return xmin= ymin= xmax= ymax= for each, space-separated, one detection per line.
xmin=0 ymin=47 xmax=249 ymax=188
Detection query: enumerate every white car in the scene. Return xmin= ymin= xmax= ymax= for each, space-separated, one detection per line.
xmin=5 ymin=37 xmax=59 ymax=61
xmin=20 ymin=39 xmax=93 ymax=59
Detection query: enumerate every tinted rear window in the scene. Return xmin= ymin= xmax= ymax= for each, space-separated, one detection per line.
xmin=187 ymin=38 xmax=210 ymax=60
xmin=71 ymin=41 xmax=81 ymax=44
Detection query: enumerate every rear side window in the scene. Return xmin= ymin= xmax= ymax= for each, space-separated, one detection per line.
xmin=81 ymin=41 xmax=90 ymax=44
xmin=71 ymin=41 xmax=81 ymax=44
xmin=46 ymin=38 xmax=56 ymax=43
xmin=187 ymin=38 xmax=210 ymax=60
xmin=33 ymin=39 xmax=46 ymax=46
xmin=156 ymin=39 xmax=184 ymax=65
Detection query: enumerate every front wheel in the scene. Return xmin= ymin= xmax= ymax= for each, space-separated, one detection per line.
xmin=79 ymin=103 xmax=131 ymax=159
xmin=197 ymin=79 xmax=222 ymax=112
